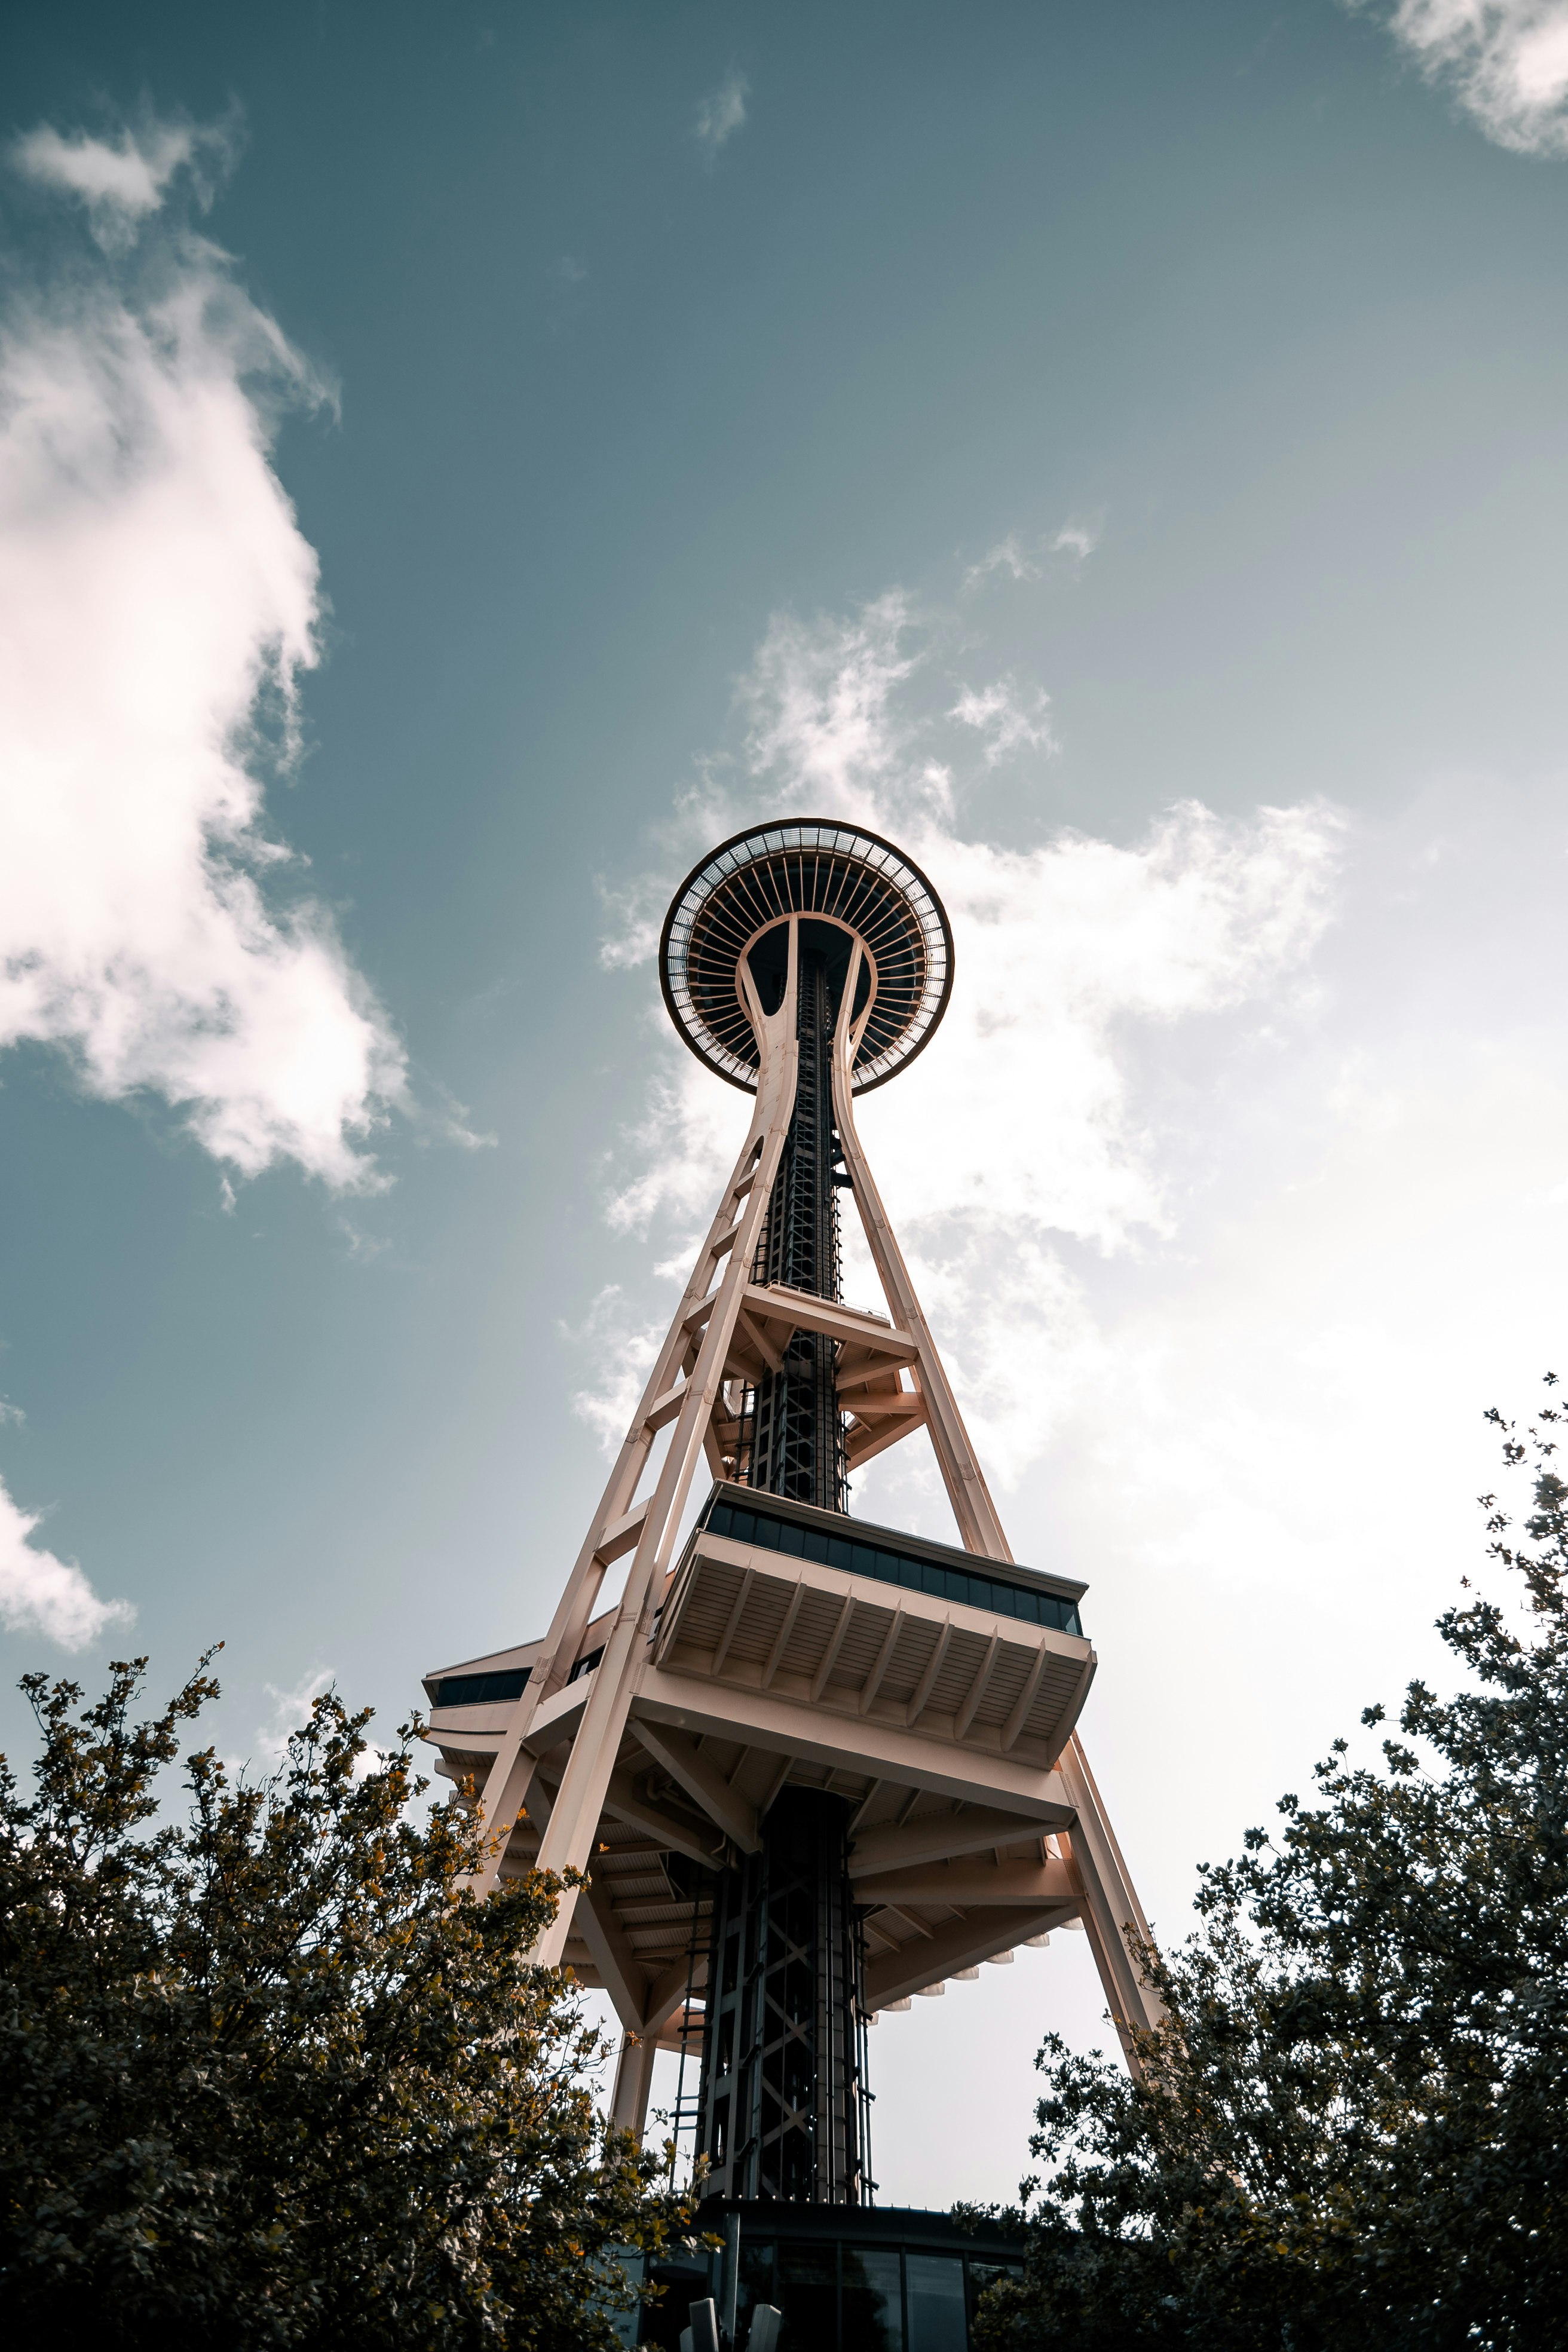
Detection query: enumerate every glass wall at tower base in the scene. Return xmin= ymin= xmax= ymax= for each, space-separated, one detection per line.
xmin=609 ymin=2203 xmax=1025 ymax=2352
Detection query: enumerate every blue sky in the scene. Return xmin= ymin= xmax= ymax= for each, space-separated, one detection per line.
xmin=3 ymin=1 xmax=1568 ymax=2203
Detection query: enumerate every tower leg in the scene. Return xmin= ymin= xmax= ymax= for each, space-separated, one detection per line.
xmin=830 ymin=956 xmax=1165 ymax=2056
xmin=610 ymin=2029 xmax=660 ymax=2143
xmin=527 ymin=939 xmax=805 ymax=1965
xmin=1057 ymin=1737 xmax=1160 ymax=2063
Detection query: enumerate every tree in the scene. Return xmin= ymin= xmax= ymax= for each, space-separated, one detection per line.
xmin=976 ymin=1385 xmax=1568 ymax=2351
xmin=0 ymin=1655 xmax=697 ymax=2347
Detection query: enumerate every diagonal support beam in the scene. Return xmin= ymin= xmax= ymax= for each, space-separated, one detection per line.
xmin=905 ymin=1620 xmax=953 ymax=1728
xmin=578 ymin=1874 xmax=650 ymax=2027
xmin=761 ymin=1583 xmax=806 ymax=1686
xmin=600 ymin=1768 xmax=727 ymax=1867
xmin=954 ymin=1633 xmax=1002 ymax=1738
xmin=845 ymin=1404 xmax=929 ymax=1470
xmin=810 ymin=1594 xmax=857 ymax=1703
xmin=863 ymin=1906 xmax=1062 ymax=2010
xmin=855 ymin=1856 xmax=1075 ymax=1907
xmin=633 ymin=1717 xmax=763 ymax=1854
xmin=711 ymin=1569 xmax=756 ymax=1676
xmin=735 ymin=1308 xmax=785 ymax=1375
xmin=523 ymin=938 xmax=803 ymax=1961
xmin=849 ymin=1796 xmax=1070 ymax=1876
xmin=859 ymin=1609 xmax=904 ymax=1716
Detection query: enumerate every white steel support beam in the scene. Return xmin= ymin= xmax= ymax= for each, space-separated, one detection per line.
xmin=578 ymin=1875 xmax=648 ymax=2028
xmin=632 ymin=1719 xmax=762 ymax=1855
xmin=864 ymin=1907 xmax=1064 ymax=2010
xmin=859 ymin=1609 xmax=905 ymax=1715
xmin=1057 ymin=1737 xmax=1162 ymax=2066
xmin=810 ymin=1594 xmax=857 ymax=1703
xmin=462 ymin=943 xmax=800 ymax=1895
xmin=522 ymin=933 xmax=804 ymax=1959
xmin=831 ymin=945 xmax=1165 ymax=2058
xmin=599 ymin=1768 xmax=726 ymax=1867
xmin=610 ymin=2029 xmax=660 ymax=2142
xmin=905 ymin=1621 xmax=953 ymax=1728
xmin=849 ymin=1801 xmax=1070 ymax=1876
xmin=855 ymin=1857 xmax=1075 ymax=1907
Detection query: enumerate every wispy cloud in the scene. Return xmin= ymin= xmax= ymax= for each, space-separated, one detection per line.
xmin=0 ymin=115 xmax=406 ymax=1190
xmin=960 ymin=518 xmax=1100 ymax=593
xmin=254 ymin=1666 xmax=335 ymax=1766
xmin=566 ymin=1284 xmax=667 ymax=1451
xmin=948 ymin=679 xmax=1056 ymax=766
xmin=962 ymin=534 xmax=1040 ymax=591
xmin=1049 ymin=519 xmax=1100 ymax=561
xmin=694 ymin=71 xmax=749 ymax=161
xmin=739 ymin=590 xmax=923 ymax=808
xmin=1358 ymin=0 xmax=1568 ymax=155
xmin=0 ymin=1466 xmax=131 ymax=1648
xmin=10 ymin=113 xmax=238 ymax=250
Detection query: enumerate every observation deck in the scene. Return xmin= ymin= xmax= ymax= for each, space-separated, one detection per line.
xmin=423 ymin=1482 xmax=1093 ymax=2029
xmin=660 ymin=820 xmax=953 ymax=1093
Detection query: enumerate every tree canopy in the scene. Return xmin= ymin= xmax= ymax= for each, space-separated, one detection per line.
xmin=977 ymin=1388 xmax=1568 ymax=2351
xmin=0 ymin=1656 xmax=695 ymax=2347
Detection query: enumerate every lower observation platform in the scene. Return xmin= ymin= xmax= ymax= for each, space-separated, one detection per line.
xmin=424 ymin=1483 xmax=1095 ymax=2039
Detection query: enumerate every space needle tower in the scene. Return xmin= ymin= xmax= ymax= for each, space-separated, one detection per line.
xmin=422 ymin=821 xmax=1159 ymax=2235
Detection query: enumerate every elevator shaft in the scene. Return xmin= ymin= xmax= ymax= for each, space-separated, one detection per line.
xmin=694 ymin=1789 xmax=870 ymax=2205
xmin=741 ymin=942 xmax=847 ymax=1512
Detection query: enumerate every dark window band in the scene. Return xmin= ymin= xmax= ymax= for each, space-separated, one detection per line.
xmin=700 ymin=1500 xmax=1083 ymax=1638
xmin=428 ymin=1666 xmax=531 ymax=1709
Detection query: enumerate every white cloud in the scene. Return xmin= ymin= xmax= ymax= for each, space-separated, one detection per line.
xmin=694 ymin=71 xmax=750 ymax=160
xmin=947 ymin=678 xmax=1057 ymax=765
xmin=255 ymin=1666 xmax=335 ymax=1766
xmin=604 ymin=1058 xmax=746 ymax=1241
xmin=567 ymin=1285 xmax=668 ymax=1453
xmin=1050 ymin=519 xmax=1100 ymax=560
xmin=960 ymin=520 xmax=1100 ymax=593
xmin=962 ymin=534 xmax=1041 ymax=592
xmin=11 ymin=117 xmax=236 ymax=252
xmin=0 ymin=1468 xmax=132 ymax=1649
xmin=250 ymin=1666 xmax=393 ymax=1782
xmin=846 ymin=797 xmax=1339 ymax=1481
xmin=0 ymin=117 xmax=406 ymax=1190
xmin=738 ymin=591 xmax=950 ymax=819
xmin=1364 ymin=0 xmax=1568 ymax=155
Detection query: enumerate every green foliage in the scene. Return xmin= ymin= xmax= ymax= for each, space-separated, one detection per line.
xmin=0 ymin=1656 xmax=695 ymax=2347
xmin=978 ymin=1385 xmax=1568 ymax=2351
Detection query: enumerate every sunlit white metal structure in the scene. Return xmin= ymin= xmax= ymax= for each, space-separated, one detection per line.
xmin=423 ymin=820 xmax=1159 ymax=2203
